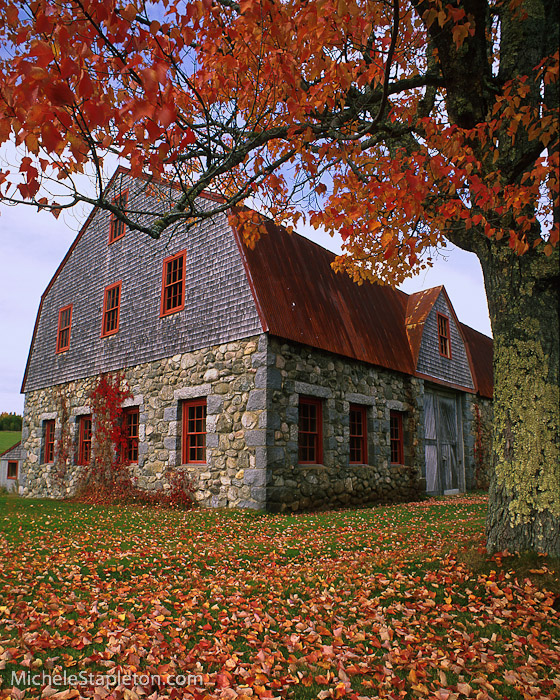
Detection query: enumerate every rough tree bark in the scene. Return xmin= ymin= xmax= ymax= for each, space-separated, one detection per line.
xmin=437 ymin=0 xmax=560 ymax=555
xmin=479 ymin=243 xmax=560 ymax=554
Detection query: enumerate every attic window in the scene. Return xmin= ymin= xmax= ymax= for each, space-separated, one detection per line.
xmin=109 ymin=191 xmax=128 ymax=243
xmin=160 ymin=251 xmax=186 ymax=317
xmin=102 ymin=282 xmax=121 ymax=337
xmin=437 ymin=313 xmax=451 ymax=358
xmin=56 ymin=304 xmax=72 ymax=353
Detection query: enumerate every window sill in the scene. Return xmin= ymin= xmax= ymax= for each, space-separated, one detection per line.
xmin=160 ymin=307 xmax=185 ymax=318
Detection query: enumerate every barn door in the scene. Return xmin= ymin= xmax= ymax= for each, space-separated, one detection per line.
xmin=424 ymin=391 xmax=463 ymax=495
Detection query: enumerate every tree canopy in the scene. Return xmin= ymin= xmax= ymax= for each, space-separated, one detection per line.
xmin=0 ymin=0 xmax=558 ymax=553
xmin=0 ymin=0 xmax=557 ymax=279
xmin=0 ymin=412 xmax=22 ymax=431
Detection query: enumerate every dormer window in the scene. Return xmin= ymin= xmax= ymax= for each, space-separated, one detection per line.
xmin=437 ymin=313 xmax=451 ymax=358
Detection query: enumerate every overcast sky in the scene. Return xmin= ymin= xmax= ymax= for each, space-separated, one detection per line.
xmin=0 ymin=193 xmax=492 ymax=415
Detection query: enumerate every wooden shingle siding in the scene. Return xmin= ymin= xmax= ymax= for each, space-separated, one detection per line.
xmin=24 ymin=173 xmax=263 ymax=392
xmin=0 ymin=442 xmax=24 ymax=492
xmin=416 ymin=294 xmax=474 ymax=390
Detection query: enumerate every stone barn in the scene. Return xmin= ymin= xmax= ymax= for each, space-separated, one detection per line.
xmin=19 ymin=167 xmax=493 ymax=511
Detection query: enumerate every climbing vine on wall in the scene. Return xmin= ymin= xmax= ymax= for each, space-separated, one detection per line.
xmin=74 ymin=372 xmax=194 ymax=509
xmin=82 ymin=372 xmax=131 ymax=492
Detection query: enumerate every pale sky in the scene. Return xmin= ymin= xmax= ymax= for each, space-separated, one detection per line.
xmin=0 ymin=194 xmax=492 ymax=414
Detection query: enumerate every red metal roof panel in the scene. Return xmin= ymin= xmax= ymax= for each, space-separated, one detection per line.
xmin=460 ymin=323 xmax=494 ymax=398
xmin=237 ymin=218 xmax=417 ymax=376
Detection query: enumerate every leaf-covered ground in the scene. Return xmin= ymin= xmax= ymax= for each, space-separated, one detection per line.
xmin=1 ymin=495 xmax=559 ymax=700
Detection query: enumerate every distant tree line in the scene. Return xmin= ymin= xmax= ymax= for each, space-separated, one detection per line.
xmin=0 ymin=412 xmax=22 ymax=431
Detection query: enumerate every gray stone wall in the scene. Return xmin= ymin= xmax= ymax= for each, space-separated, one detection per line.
xmin=21 ymin=328 xmax=490 ymax=511
xmin=416 ymin=293 xmax=474 ymax=389
xmin=265 ymin=337 xmax=424 ymax=512
xmin=24 ymin=172 xmax=262 ymax=392
xmin=22 ymin=335 xmax=267 ymax=509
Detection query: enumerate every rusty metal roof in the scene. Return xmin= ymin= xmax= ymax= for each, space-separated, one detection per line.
xmin=461 ymin=323 xmax=494 ymax=398
xmin=234 ymin=217 xmax=493 ymax=396
xmin=235 ymin=217 xmax=417 ymax=375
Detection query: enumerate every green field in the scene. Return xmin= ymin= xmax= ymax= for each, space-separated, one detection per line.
xmin=0 ymin=430 xmax=21 ymax=454
xmin=0 ymin=494 xmax=558 ymax=699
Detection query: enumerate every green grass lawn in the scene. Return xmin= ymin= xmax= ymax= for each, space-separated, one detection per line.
xmin=0 ymin=495 xmax=558 ymax=700
xmin=0 ymin=431 xmax=21 ymax=454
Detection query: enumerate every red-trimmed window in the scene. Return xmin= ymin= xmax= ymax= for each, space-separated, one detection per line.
xmin=349 ymin=404 xmax=367 ymax=464
xmin=160 ymin=251 xmax=186 ymax=317
xmin=182 ymin=399 xmax=206 ymax=464
xmin=43 ymin=419 xmax=55 ymax=463
xmin=109 ymin=191 xmax=128 ymax=243
xmin=7 ymin=461 xmax=18 ymax=479
xmin=78 ymin=415 xmax=92 ymax=466
xmin=56 ymin=305 xmax=72 ymax=353
xmin=390 ymin=411 xmax=404 ymax=464
xmin=437 ymin=312 xmax=451 ymax=358
xmin=101 ymin=282 xmax=121 ymax=337
xmin=122 ymin=407 xmax=139 ymax=464
xmin=298 ymin=397 xmax=323 ymax=464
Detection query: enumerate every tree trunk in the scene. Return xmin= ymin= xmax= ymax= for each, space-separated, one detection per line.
xmin=478 ymin=241 xmax=560 ymax=555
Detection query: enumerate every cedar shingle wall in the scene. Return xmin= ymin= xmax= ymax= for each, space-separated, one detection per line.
xmin=416 ymin=294 xmax=474 ymax=389
xmin=24 ymin=173 xmax=262 ymax=391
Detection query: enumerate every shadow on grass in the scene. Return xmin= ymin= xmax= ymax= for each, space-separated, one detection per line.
xmin=458 ymin=545 xmax=560 ymax=597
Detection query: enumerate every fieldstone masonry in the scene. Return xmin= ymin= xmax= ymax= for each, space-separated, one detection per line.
xmin=20 ymin=331 xmax=447 ymax=510
xmin=265 ymin=337 xmax=424 ymax=511
xmin=22 ymin=330 xmax=490 ymax=509
xmin=22 ymin=335 xmax=268 ymax=509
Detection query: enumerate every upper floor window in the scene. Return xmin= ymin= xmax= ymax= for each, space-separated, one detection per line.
xmin=78 ymin=415 xmax=92 ymax=466
xmin=437 ymin=312 xmax=451 ymax=359
xmin=109 ymin=191 xmax=128 ymax=243
xmin=298 ymin=396 xmax=323 ymax=464
xmin=160 ymin=251 xmax=186 ymax=317
xmin=56 ymin=304 xmax=72 ymax=353
xmin=43 ymin=419 xmax=55 ymax=463
xmin=102 ymin=282 xmax=121 ymax=337
xmin=7 ymin=461 xmax=18 ymax=480
xmin=390 ymin=410 xmax=404 ymax=464
xmin=349 ymin=404 xmax=367 ymax=464
xmin=182 ymin=399 xmax=206 ymax=464
xmin=122 ymin=407 xmax=139 ymax=464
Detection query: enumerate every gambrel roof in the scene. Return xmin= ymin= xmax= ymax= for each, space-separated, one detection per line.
xmin=22 ymin=168 xmax=493 ymax=398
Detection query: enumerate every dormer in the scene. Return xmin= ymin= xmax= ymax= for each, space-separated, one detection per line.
xmin=406 ymin=286 xmax=475 ymax=392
